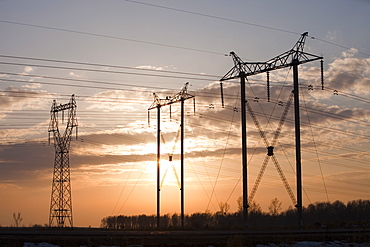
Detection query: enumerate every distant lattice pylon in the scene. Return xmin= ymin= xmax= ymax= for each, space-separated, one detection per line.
xmin=48 ymin=94 xmax=78 ymax=228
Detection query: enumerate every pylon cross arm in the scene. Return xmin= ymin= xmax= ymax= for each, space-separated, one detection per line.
xmin=221 ymin=52 xmax=322 ymax=81
xmin=51 ymin=102 xmax=76 ymax=112
xmin=220 ymin=32 xmax=323 ymax=81
xmin=148 ymin=92 xmax=194 ymax=110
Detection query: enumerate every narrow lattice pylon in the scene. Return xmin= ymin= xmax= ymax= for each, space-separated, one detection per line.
xmin=48 ymin=95 xmax=78 ymax=228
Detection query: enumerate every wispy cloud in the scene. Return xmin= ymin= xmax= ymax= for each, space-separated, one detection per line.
xmin=69 ymin=71 xmax=81 ymax=77
xmin=23 ymin=66 xmax=34 ymax=73
xmin=326 ymin=30 xmax=338 ymax=40
xmin=0 ymin=87 xmax=51 ymax=111
xmin=135 ymin=65 xmax=163 ymax=70
xmin=84 ymin=89 xmax=151 ymax=112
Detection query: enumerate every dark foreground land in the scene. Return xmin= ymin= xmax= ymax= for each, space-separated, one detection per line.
xmin=1 ymin=227 xmax=370 ymax=247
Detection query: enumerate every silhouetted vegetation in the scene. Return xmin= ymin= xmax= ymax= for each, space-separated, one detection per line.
xmin=101 ymin=199 xmax=370 ymax=230
xmin=12 ymin=212 xmax=23 ymax=227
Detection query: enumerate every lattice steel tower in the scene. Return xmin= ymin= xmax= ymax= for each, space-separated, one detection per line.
xmin=48 ymin=95 xmax=78 ymax=227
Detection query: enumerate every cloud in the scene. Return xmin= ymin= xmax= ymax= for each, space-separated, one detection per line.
xmin=0 ymin=87 xmax=51 ymax=111
xmin=0 ymin=120 xmax=49 ymax=143
xmin=0 ymin=87 xmax=53 ymax=141
xmin=18 ymin=66 xmax=36 ymax=78
xmin=69 ymin=71 xmax=81 ymax=77
xmin=326 ymin=30 xmax=337 ymax=40
xmin=22 ymin=83 xmax=42 ymax=89
xmin=341 ymin=48 xmax=358 ymax=58
xmin=0 ymin=142 xmax=53 ymax=185
xmin=295 ymin=49 xmax=370 ymax=98
xmin=0 ymin=135 xmax=157 ymax=191
xmin=85 ymin=89 xmax=152 ymax=112
xmin=135 ymin=65 xmax=163 ymax=70
xmin=23 ymin=66 xmax=34 ymax=73
xmin=325 ymin=50 xmax=370 ymax=95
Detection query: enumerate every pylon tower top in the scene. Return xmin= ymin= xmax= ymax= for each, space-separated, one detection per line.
xmin=221 ymin=32 xmax=323 ymax=81
xmin=148 ymin=82 xmax=194 ymax=110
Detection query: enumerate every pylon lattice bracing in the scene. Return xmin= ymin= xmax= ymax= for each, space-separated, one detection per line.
xmin=48 ymin=95 xmax=78 ymax=228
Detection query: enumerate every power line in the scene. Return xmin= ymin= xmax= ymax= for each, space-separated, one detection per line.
xmin=1 ymin=7 xmax=368 ymax=62
xmin=0 ymin=62 xmax=216 ymax=82
xmin=301 ymin=89 xmax=329 ymax=201
xmin=125 ymin=0 xmax=370 ymax=57
xmin=125 ymin=0 xmax=300 ymax=36
xmin=324 ymin=86 xmax=370 ymax=104
xmin=1 ymin=89 xmax=369 ymax=142
xmin=0 ymin=20 xmax=226 ymax=56
xmin=0 ymin=54 xmax=221 ymax=79
xmin=1 ymin=71 xmax=204 ymax=93
xmin=0 ymin=77 xmax=165 ymax=94
xmin=206 ymin=89 xmax=239 ymax=211
xmin=1 ymin=99 xmax=369 ymax=145
xmin=2 ymin=55 xmax=369 ymax=106
xmin=311 ymin=37 xmax=370 ymax=57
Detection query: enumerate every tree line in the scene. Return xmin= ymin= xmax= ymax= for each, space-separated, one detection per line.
xmin=101 ymin=199 xmax=370 ymax=230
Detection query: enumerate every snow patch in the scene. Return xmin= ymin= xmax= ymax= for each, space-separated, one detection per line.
xmin=256 ymin=241 xmax=370 ymax=247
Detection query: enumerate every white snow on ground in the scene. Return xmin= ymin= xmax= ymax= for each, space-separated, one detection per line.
xmin=256 ymin=241 xmax=370 ymax=247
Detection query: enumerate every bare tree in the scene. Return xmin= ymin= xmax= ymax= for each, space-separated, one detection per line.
xmin=268 ymin=198 xmax=282 ymax=217
xmin=171 ymin=213 xmax=179 ymax=228
xmin=237 ymin=196 xmax=262 ymax=214
xmin=249 ymin=200 xmax=262 ymax=214
xmin=12 ymin=212 xmax=23 ymax=227
xmin=237 ymin=196 xmax=243 ymax=213
xmin=218 ymin=201 xmax=230 ymax=215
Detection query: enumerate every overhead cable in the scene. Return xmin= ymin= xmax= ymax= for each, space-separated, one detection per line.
xmin=0 ymin=20 xmax=225 ymax=56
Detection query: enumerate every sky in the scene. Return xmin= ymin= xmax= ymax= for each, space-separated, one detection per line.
xmin=0 ymin=0 xmax=369 ymax=227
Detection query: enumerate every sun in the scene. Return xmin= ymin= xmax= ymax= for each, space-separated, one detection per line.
xmin=160 ymin=159 xmax=181 ymax=188
xmin=145 ymin=156 xmax=181 ymax=188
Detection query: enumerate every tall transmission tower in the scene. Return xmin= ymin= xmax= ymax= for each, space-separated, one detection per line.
xmin=148 ymin=82 xmax=194 ymax=228
xmin=48 ymin=95 xmax=78 ymax=228
xmin=220 ymin=32 xmax=323 ymax=228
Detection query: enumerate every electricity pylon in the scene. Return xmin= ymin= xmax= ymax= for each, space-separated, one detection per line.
xmin=48 ymin=95 xmax=78 ymax=228
xmin=220 ymin=32 xmax=323 ymax=228
xmin=148 ymin=82 xmax=194 ymax=228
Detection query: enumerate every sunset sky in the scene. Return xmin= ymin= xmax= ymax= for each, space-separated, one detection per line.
xmin=0 ymin=0 xmax=369 ymax=227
